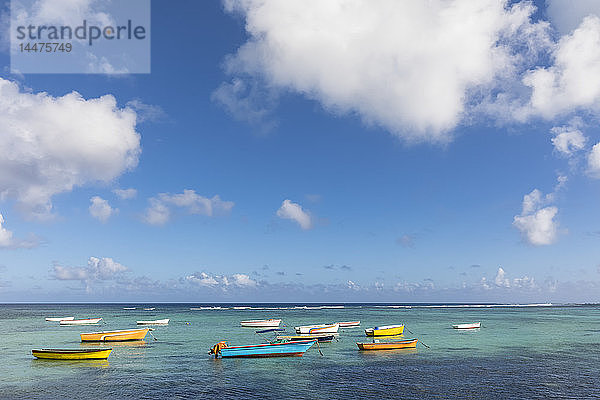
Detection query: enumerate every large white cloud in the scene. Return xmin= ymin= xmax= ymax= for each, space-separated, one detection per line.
xmin=522 ymin=16 xmax=600 ymax=119
xmin=276 ymin=199 xmax=312 ymax=230
xmin=52 ymin=256 xmax=127 ymax=281
xmin=219 ymin=0 xmax=550 ymax=141
xmin=0 ymin=78 xmax=140 ymax=220
xmin=142 ymin=190 xmax=234 ymax=225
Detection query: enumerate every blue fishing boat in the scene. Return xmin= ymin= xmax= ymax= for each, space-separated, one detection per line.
xmin=209 ymin=339 xmax=316 ymax=358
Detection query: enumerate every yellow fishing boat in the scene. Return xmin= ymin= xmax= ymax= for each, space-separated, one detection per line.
xmin=80 ymin=328 xmax=150 ymax=342
xmin=357 ymin=338 xmax=418 ymax=350
xmin=32 ymin=348 xmax=112 ymax=360
xmin=365 ymin=324 xmax=404 ymax=336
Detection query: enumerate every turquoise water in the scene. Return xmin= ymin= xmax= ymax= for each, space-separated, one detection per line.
xmin=0 ymin=304 xmax=599 ymax=399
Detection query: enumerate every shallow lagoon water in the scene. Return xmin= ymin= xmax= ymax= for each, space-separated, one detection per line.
xmin=0 ymin=304 xmax=598 ymax=399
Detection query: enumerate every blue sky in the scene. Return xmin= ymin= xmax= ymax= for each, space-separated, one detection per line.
xmin=1 ymin=0 xmax=600 ymax=302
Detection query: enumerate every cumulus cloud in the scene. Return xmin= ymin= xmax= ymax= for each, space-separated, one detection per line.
xmin=522 ymin=16 xmax=600 ymax=119
xmin=0 ymin=78 xmax=140 ymax=220
xmin=276 ymin=199 xmax=312 ymax=230
xmin=52 ymin=256 xmax=127 ymax=282
xmin=142 ymin=190 xmax=234 ymax=225
xmin=113 ymin=188 xmax=137 ymax=200
xmin=480 ymin=267 xmax=536 ymax=290
xmin=513 ymin=179 xmax=564 ymax=246
xmin=185 ymin=271 xmax=257 ymax=289
xmin=89 ymin=196 xmax=117 ymax=222
xmin=550 ymin=123 xmax=587 ymax=157
xmin=219 ymin=0 xmax=554 ymax=142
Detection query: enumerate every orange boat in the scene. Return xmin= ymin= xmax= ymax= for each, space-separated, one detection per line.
xmin=356 ymin=338 xmax=418 ymax=350
xmin=80 ymin=328 xmax=150 ymax=342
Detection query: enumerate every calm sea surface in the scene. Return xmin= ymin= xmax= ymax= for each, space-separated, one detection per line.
xmin=0 ymin=303 xmax=598 ymax=399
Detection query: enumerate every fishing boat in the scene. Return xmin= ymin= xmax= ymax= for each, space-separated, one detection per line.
xmin=137 ymin=318 xmax=169 ymax=325
xmin=452 ymin=322 xmax=481 ymax=329
xmin=356 ymin=338 xmax=418 ymax=351
xmin=123 ymin=307 xmax=136 ymax=310
xmin=209 ymin=339 xmax=316 ymax=358
xmin=276 ymin=334 xmax=335 ymax=343
xmin=32 ymin=348 xmax=112 ymax=360
xmin=240 ymin=319 xmax=282 ymax=328
xmin=60 ymin=318 xmax=102 ymax=325
xmin=143 ymin=307 xmax=155 ymax=311
xmin=338 ymin=321 xmax=360 ymax=328
xmin=365 ymin=324 xmax=404 ymax=336
xmin=45 ymin=317 xmax=74 ymax=322
xmin=80 ymin=328 xmax=150 ymax=342
xmin=295 ymin=323 xmax=339 ymax=334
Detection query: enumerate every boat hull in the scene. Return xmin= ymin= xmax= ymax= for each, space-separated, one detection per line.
xmin=365 ymin=325 xmax=404 ymax=336
xmin=218 ymin=340 xmax=315 ymax=358
xmin=60 ymin=318 xmax=102 ymax=325
xmin=80 ymin=328 xmax=149 ymax=342
xmin=277 ymin=334 xmax=335 ymax=343
xmin=295 ymin=324 xmax=339 ymax=334
xmin=338 ymin=321 xmax=360 ymax=328
xmin=45 ymin=317 xmax=74 ymax=322
xmin=32 ymin=348 xmax=112 ymax=360
xmin=452 ymin=322 xmax=481 ymax=329
xmin=240 ymin=319 xmax=281 ymax=328
xmin=137 ymin=319 xmax=169 ymax=325
xmin=357 ymin=339 xmax=418 ymax=350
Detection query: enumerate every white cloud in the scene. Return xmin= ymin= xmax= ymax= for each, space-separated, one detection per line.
xmin=0 ymin=213 xmax=39 ymax=249
xmin=0 ymin=78 xmax=140 ymax=220
xmin=513 ymin=187 xmax=560 ymax=246
xmin=276 ymin=199 xmax=312 ymax=230
xmin=550 ymin=124 xmax=587 ymax=156
xmin=588 ymin=142 xmax=600 ymax=178
xmin=89 ymin=196 xmax=117 ymax=222
xmin=185 ymin=271 xmax=256 ymax=288
xmin=52 ymin=256 xmax=127 ymax=281
xmin=492 ymin=267 xmax=536 ymax=289
xmin=219 ymin=0 xmax=550 ymax=142
xmin=522 ymin=16 xmax=600 ymax=119
xmin=113 ymin=188 xmax=137 ymax=200
xmin=142 ymin=190 xmax=235 ymax=225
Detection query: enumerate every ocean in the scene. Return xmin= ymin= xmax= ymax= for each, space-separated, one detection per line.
xmin=0 ymin=303 xmax=598 ymax=399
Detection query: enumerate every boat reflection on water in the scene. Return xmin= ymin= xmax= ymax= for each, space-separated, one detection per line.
xmin=357 ymin=348 xmax=418 ymax=358
xmin=80 ymin=340 xmax=148 ymax=348
xmin=31 ymin=359 xmax=110 ymax=368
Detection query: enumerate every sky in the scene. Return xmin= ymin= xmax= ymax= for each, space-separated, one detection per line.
xmin=1 ymin=0 xmax=600 ymax=303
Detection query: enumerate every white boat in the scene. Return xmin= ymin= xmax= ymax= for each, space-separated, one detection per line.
xmin=137 ymin=318 xmax=170 ymax=325
xmin=143 ymin=308 xmax=155 ymax=311
xmin=452 ymin=322 xmax=481 ymax=329
xmin=60 ymin=318 xmax=102 ymax=325
xmin=240 ymin=319 xmax=281 ymax=328
xmin=295 ymin=323 xmax=339 ymax=334
xmin=45 ymin=317 xmax=74 ymax=322
xmin=338 ymin=321 xmax=360 ymax=328
xmin=123 ymin=307 xmax=136 ymax=310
